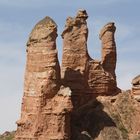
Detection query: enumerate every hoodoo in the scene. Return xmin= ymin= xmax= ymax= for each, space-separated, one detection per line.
xmin=15 ymin=10 xmax=140 ymax=140
xmin=132 ymin=75 xmax=140 ymax=101
xmin=15 ymin=16 xmax=72 ymax=140
xmin=100 ymin=22 xmax=117 ymax=79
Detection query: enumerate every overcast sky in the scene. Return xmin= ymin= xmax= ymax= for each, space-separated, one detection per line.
xmin=0 ymin=0 xmax=140 ymax=134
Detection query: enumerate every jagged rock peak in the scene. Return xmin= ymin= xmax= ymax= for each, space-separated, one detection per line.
xmin=99 ymin=22 xmax=116 ymax=39
xmin=132 ymin=75 xmax=140 ymax=101
xmin=27 ymin=16 xmax=57 ymax=45
xmin=132 ymin=75 xmax=140 ymax=85
xmin=61 ymin=9 xmax=88 ymax=38
xmin=15 ymin=10 xmax=132 ymax=140
xmin=76 ymin=9 xmax=88 ymax=19
xmin=100 ymin=22 xmax=117 ymax=79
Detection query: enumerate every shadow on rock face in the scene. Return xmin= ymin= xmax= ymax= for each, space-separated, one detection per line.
xmin=62 ymin=68 xmax=117 ymax=140
xmin=70 ymin=99 xmax=116 ymax=140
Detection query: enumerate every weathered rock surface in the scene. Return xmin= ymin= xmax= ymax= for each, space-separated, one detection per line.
xmin=0 ymin=131 xmax=15 ymax=140
xmin=100 ymin=22 xmax=116 ymax=79
xmin=131 ymin=75 xmax=140 ymax=101
xmin=69 ymin=91 xmax=140 ymax=140
xmin=61 ymin=10 xmax=118 ymax=109
xmin=15 ymin=10 xmax=140 ymax=140
xmin=15 ymin=17 xmax=72 ymax=140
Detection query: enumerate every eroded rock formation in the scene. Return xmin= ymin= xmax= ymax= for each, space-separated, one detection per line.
xmin=61 ymin=10 xmax=118 ymax=109
xmin=132 ymin=75 xmax=140 ymax=101
xmin=15 ymin=17 xmax=73 ymax=140
xmin=15 ymin=10 xmax=140 ymax=140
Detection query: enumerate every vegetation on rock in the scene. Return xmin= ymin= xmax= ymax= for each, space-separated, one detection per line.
xmin=0 ymin=131 xmax=15 ymax=140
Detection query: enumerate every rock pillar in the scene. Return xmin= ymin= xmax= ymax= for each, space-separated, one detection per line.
xmin=61 ymin=9 xmax=90 ymax=107
xmin=132 ymin=75 xmax=140 ymax=101
xmin=100 ymin=22 xmax=117 ymax=79
xmin=15 ymin=17 xmax=72 ymax=140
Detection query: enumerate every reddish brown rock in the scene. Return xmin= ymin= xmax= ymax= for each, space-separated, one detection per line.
xmin=61 ymin=10 xmax=118 ymax=140
xmin=15 ymin=17 xmax=72 ymax=140
xmin=100 ymin=22 xmax=117 ymax=79
xmin=15 ymin=10 xmax=140 ymax=140
xmin=131 ymin=75 xmax=140 ymax=101
xmin=61 ymin=9 xmax=89 ymax=76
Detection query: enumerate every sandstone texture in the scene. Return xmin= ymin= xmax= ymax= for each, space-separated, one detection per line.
xmin=15 ymin=10 xmax=140 ymax=140
xmin=61 ymin=10 xmax=118 ymax=109
xmin=0 ymin=131 xmax=15 ymax=140
xmin=15 ymin=17 xmax=72 ymax=140
xmin=131 ymin=75 xmax=140 ymax=101
xmin=100 ymin=22 xmax=116 ymax=79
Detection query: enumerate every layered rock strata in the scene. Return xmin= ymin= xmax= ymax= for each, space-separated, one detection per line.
xmin=15 ymin=10 xmax=121 ymax=140
xmin=61 ymin=10 xmax=90 ymax=107
xmin=15 ymin=17 xmax=72 ymax=140
xmin=132 ymin=75 xmax=140 ymax=101
xmin=61 ymin=10 xmax=117 ymax=108
xmin=61 ymin=10 xmax=118 ymax=139
xmin=100 ymin=22 xmax=117 ymax=79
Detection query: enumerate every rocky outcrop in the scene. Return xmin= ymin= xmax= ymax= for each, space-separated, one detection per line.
xmin=15 ymin=10 xmax=140 ymax=140
xmin=0 ymin=131 xmax=15 ymax=140
xmin=132 ymin=75 xmax=140 ymax=101
xmin=100 ymin=22 xmax=116 ymax=79
xmin=61 ymin=10 xmax=118 ymax=109
xmin=61 ymin=9 xmax=90 ymax=108
xmin=15 ymin=17 xmax=72 ymax=140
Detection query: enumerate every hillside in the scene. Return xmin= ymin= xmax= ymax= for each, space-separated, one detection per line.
xmin=0 ymin=131 xmax=15 ymax=140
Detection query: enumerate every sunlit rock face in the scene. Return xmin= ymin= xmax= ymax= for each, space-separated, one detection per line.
xmin=15 ymin=16 xmax=72 ymax=140
xmin=15 ymin=10 xmax=140 ymax=140
xmin=100 ymin=22 xmax=117 ymax=79
xmin=61 ymin=10 xmax=118 ymax=109
xmin=131 ymin=75 xmax=140 ymax=101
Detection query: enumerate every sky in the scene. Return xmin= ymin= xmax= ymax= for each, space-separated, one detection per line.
xmin=0 ymin=0 xmax=140 ymax=134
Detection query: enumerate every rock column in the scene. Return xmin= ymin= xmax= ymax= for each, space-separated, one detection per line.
xmin=61 ymin=9 xmax=90 ymax=107
xmin=15 ymin=10 xmax=119 ymax=140
xmin=100 ymin=22 xmax=117 ymax=79
xmin=15 ymin=17 xmax=72 ymax=140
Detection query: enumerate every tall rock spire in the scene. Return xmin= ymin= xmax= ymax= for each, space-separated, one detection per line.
xmin=61 ymin=9 xmax=90 ymax=107
xmin=15 ymin=17 xmax=73 ymax=140
xmin=61 ymin=9 xmax=89 ymax=75
xmin=131 ymin=75 xmax=140 ymax=101
xmin=26 ymin=16 xmax=60 ymax=99
xmin=100 ymin=22 xmax=117 ymax=79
